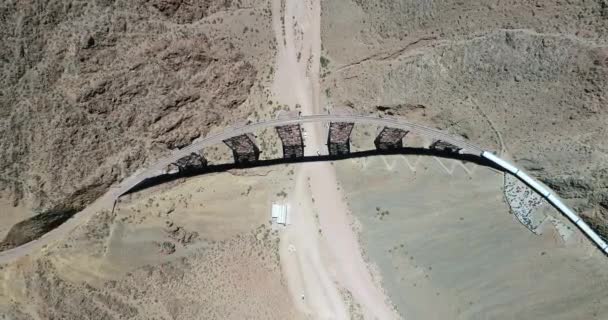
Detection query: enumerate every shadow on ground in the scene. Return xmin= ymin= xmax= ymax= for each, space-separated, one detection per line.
xmin=0 ymin=148 xmax=503 ymax=254
xmin=123 ymin=147 xmax=502 ymax=197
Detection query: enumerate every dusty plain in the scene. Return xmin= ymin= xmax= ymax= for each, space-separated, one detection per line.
xmin=335 ymin=153 xmax=608 ymax=319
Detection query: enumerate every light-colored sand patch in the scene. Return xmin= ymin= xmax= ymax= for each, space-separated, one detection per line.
xmin=0 ymin=197 xmax=31 ymax=240
xmin=309 ymin=161 xmax=398 ymax=319
xmin=280 ymin=166 xmax=349 ymax=318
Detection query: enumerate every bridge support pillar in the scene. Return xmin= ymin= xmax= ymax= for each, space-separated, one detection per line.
xmin=430 ymin=140 xmax=462 ymax=153
xmin=223 ymin=133 xmax=260 ymax=164
xmin=374 ymin=127 xmax=409 ymax=150
xmin=173 ymin=152 xmax=207 ymax=172
xmin=327 ymin=122 xmax=354 ymax=156
xmin=276 ymin=124 xmax=304 ymax=159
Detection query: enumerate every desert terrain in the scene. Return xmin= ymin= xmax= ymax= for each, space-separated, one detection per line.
xmin=0 ymin=0 xmax=278 ymax=223
xmin=320 ymin=0 xmax=608 ymax=231
xmin=0 ymin=167 xmax=301 ymax=319
xmin=2 ymin=0 xmax=608 ymax=319
xmin=336 ymin=152 xmax=608 ymax=319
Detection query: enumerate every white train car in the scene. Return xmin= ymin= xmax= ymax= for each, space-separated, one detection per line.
xmin=482 ymin=151 xmax=608 ymax=254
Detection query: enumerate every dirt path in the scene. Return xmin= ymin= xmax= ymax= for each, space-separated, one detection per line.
xmin=272 ymin=0 xmax=397 ymax=318
xmin=272 ymin=0 xmax=348 ymax=317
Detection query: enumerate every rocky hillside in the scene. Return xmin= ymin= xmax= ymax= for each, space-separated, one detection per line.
xmin=0 ymin=0 xmax=275 ymax=216
xmin=321 ymin=0 xmax=608 ymax=236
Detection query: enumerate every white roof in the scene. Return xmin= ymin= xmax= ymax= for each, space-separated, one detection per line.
xmin=271 ymin=203 xmax=282 ymax=219
xmin=271 ymin=203 xmax=290 ymax=225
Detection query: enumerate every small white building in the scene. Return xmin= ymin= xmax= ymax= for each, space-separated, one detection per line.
xmin=271 ymin=203 xmax=290 ymax=226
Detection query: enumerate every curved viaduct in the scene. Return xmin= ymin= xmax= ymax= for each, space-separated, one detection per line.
xmin=0 ymin=114 xmax=606 ymax=264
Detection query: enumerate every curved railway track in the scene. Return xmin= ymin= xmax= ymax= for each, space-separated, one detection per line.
xmin=0 ymin=114 xmax=605 ymax=265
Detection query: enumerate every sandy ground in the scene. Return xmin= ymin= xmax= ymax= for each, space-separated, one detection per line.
xmin=0 ymin=168 xmax=301 ymax=319
xmin=0 ymin=198 xmax=31 ymax=241
xmin=281 ymin=167 xmax=350 ymax=318
xmin=335 ymin=154 xmax=608 ymax=319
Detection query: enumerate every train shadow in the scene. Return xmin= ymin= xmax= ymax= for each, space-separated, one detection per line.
xmin=122 ymin=147 xmax=502 ymax=197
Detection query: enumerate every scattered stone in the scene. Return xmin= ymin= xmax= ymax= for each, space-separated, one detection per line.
xmin=504 ymin=174 xmax=548 ymax=234
xmin=165 ymin=205 xmax=175 ymax=215
xmin=173 ymin=152 xmax=207 ymax=172
xmin=164 ymin=221 xmax=198 ymax=245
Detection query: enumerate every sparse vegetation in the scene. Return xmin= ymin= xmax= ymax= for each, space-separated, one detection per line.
xmin=320 ymin=56 xmax=330 ymax=68
xmin=375 ymin=207 xmax=390 ymax=220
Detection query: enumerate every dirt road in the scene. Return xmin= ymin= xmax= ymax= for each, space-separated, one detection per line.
xmin=272 ymin=0 xmax=347 ymax=317
xmin=272 ymin=0 xmax=397 ymax=318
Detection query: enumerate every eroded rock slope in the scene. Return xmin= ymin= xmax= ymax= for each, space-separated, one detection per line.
xmin=0 ymin=0 xmax=275 ymax=218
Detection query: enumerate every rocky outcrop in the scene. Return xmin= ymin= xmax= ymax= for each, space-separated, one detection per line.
xmin=147 ymin=0 xmax=237 ymax=24
xmin=0 ymin=0 xmax=271 ymax=227
xmin=541 ymin=171 xmax=608 ymax=239
xmin=0 ymin=208 xmax=78 ymax=251
xmin=174 ymin=152 xmax=208 ymax=172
